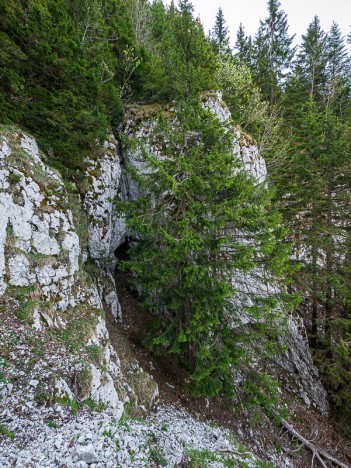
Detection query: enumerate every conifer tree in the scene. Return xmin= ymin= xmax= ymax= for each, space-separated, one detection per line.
xmin=251 ymin=25 xmax=271 ymax=101
xmin=252 ymin=0 xmax=295 ymax=105
xmin=122 ymin=102 xmax=293 ymax=397
xmin=295 ymin=16 xmax=328 ymax=101
xmin=234 ymin=23 xmax=252 ymax=65
xmin=270 ymin=16 xmax=351 ymax=410
xmin=211 ymin=7 xmax=231 ymax=54
xmin=140 ymin=0 xmax=217 ymax=100
xmin=326 ymin=22 xmax=349 ymax=81
xmin=0 ymin=0 xmax=123 ymax=171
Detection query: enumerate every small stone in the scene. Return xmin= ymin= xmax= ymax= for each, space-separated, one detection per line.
xmin=76 ymin=462 xmax=88 ymax=468
xmin=75 ymin=444 xmax=99 ymax=464
xmin=54 ymin=439 xmax=62 ymax=449
xmin=29 ymin=380 xmax=39 ymax=387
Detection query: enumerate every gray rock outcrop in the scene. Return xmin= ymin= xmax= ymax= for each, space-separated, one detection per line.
xmin=0 ymin=129 xmax=123 ymax=409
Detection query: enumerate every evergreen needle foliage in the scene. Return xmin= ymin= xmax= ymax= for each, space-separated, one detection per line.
xmin=121 ymin=102 xmax=295 ymax=398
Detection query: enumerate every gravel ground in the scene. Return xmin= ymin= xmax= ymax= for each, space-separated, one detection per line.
xmin=0 ymin=402 xmax=296 ymax=467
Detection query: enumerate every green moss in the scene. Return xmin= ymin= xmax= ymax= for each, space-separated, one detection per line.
xmin=8 ymin=172 xmax=22 ymax=184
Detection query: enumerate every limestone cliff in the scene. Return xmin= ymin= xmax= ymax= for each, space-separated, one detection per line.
xmin=0 ymin=127 xmax=158 ymax=416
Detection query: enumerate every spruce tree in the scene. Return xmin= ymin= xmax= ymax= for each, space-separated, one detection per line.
xmin=211 ymin=7 xmax=231 ymax=54
xmin=251 ymin=25 xmax=271 ymax=101
xmin=234 ymin=23 xmax=252 ymax=65
xmin=295 ymin=16 xmax=328 ymax=100
xmin=140 ymin=0 xmax=217 ymax=100
xmin=271 ymin=16 xmax=351 ymax=411
xmin=121 ymin=102 xmax=294 ymax=397
xmin=326 ymin=22 xmax=349 ymax=81
xmin=252 ymin=0 xmax=295 ymax=106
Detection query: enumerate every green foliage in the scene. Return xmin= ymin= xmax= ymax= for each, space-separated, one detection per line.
xmin=267 ymin=11 xmax=351 ymax=413
xmin=242 ymin=372 xmax=280 ymax=414
xmin=215 ymin=52 xmax=287 ymax=162
xmin=8 ymin=173 xmax=22 ymax=184
xmin=1 ymin=0 xmax=351 ymax=417
xmin=47 ymin=420 xmax=61 ymax=429
xmin=0 ymin=0 xmax=123 ymax=172
xmin=86 ymin=344 xmax=103 ymax=363
xmin=234 ymin=23 xmax=252 ymax=65
xmin=53 ymin=396 xmax=107 ymax=414
xmin=250 ymin=0 xmax=295 ymax=106
xmin=121 ymin=102 xmax=293 ymax=398
xmin=185 ymin=447 xmax=225 ymax=467
xmin=210 ymin=7 xmax=231 ymax=54
xmin=184 ymin=446 xmax=272 ymax=468
xmin=215 ymin=53 xmax=268 ymax=133
xmin=139 ymin=0 xmax=217 ymax=101
xmin=149 ymin=447 xmax=167 ymax=466
xmin=0 ymin=423 xmax=15 ymax=440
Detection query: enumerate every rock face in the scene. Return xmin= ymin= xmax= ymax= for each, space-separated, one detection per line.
xmin=84 ymin=137 xmax=125 ymax=265
xmin=0 ymin=133 xmax=79 ymax=308
xmin=83 ymin=137 xmax=124 ymax=321
xmin=277 ymin=316 xmax=329 ymax=414
xmin=0 ymin=129 xmax=124 ymax=410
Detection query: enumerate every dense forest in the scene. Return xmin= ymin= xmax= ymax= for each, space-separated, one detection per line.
xmin=1 ymin=0 xmax=351 ymax=424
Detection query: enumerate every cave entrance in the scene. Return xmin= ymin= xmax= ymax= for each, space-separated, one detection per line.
xmin=114 ymin=237 xmax=130 ymax=262
xmin=114 ymin=237 xmax=139 ymax=300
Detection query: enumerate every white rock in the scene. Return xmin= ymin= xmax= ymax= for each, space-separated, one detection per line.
xmin=0 ymin=137 xmax=11 ymax=159
xmin=8 ymin=254 xmax=36 ymax=286
xmin=75 ymin=444 xmax=99 ymax=464
xmin=55 ymin=378 xmax=75 ymax=401
xmin=89 ymin=364 xmax=119 ymax=408
xmin=32 ymin=310 xmax=42 ymax=331
xmin=29 ymin=380 xmax=39 ymax=387
xmin=84 ymin=139 xmax=123 ymax=261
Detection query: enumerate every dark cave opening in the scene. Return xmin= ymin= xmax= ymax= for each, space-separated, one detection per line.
xmin=114 ymin=237 xmax=130 ymax=262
